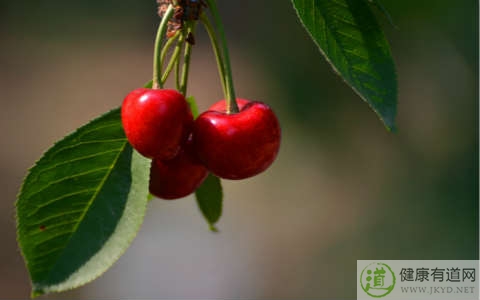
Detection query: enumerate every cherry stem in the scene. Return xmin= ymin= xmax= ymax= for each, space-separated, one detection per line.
xmin=200 ymin=13 xmax=227 ymax=99
xmin=153 ymin=4 xmax=175 ymax=89
xmin=175 ymin=46 xmax=181 ymax=91
xmin=204 ymin=0 xmax=238 ymax=114
xmin=180 ymin=22 xmax=197 ymax=96
xmin=160 ymin=30 xmax=181 ymax=72
xmin=161 ymin=34 xmax=185 ymax=84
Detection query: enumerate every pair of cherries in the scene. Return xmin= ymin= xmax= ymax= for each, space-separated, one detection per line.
xmin=121 ymin=88 xmax=281 ymax=199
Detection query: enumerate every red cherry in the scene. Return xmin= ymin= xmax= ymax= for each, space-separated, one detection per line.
xmin=193 ymin=99 xmax=281 ymax=180
xmin=121 ymin=88 xmax=193 ymax=159
xmin=208 ymin=98 xmax=250 ymax=112
xmin=149 ymin=142 xmax=208 ymax=200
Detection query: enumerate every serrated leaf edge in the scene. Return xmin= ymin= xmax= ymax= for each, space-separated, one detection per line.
xmin=291 ymin=0 xmax=397 ymax=131
xmin=14 ymin=108 xmax=150 ymax=297
xmin=32 ymin=150 xmax=149 ymax=297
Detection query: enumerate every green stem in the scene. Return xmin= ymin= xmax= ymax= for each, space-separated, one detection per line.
xmin=175 ymin=47 xmax=182 ymax=91
xmin=153 ymin=4 xmax=175 ymax=89
xmin=160 ymin=30 xmax=181 ymax=72
xmin=205 ymin=0 xmax=238 ymax=113
xmin=180 ymin=22 xmax=197 ymax=96
xmin=200 ymin=13 xmax=227 ymax=99
xmin=161 ymin=34 xmax=185 ymax=84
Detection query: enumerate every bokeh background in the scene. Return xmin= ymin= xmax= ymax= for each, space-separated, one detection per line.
xmin=1 ymin=0 xmax=478 ymax=298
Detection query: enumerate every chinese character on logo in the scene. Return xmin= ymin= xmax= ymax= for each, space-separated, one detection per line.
xmin=463 ymin=269 xmax=476 ymax=282
xmin=360 ymin=262 xmax=396 ymax=298
xmin=374 ymin=267 xmax=386 ymax=287
xmin=416 ymin=268 xmax=429 ymax=282
xmin=431 ymin=268 xmax=445 ymax=282
xmin=400 ymin=268 xmax=414 ymax=282
xmin=446 ymin=267 xmax=461 ymax=282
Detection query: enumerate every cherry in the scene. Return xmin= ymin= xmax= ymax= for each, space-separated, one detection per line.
xmin=121 ymin=88 xmax=193 ymax=159
xmin=208 ymin=98 xmax=250 ymax=112
xmin=149 ymin=140 xmax=208 ymax=200
xmin=193 ymin=99 xmax=281 ymax=180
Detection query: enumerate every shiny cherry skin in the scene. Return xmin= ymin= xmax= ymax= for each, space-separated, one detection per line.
xmin=208 ymin=98 xmax=250 ymax=112
xmin=193 ymin=99 xmax=281 ymax=180
xmin=149 ymin=140 xmax=208 ymax=200
xmin=121 ymin=88 xmax=193 ymax=159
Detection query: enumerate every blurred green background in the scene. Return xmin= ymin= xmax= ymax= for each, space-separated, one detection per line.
xmin=1 ymin=0 xmax=478 ymax=298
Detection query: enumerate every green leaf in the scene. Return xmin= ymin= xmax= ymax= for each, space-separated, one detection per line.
xmin=291 ymin=0 xmax=398 ymax=130
xmin=16 ymin=108 xmax=150 ymax=297
xmin=368 ymin=0 xmax=397 ymax=28
xmin=144 ymin=80 xmax=153 ymax=89
xmin=195 ymin=174 xmax=223 ymax=232
xmin=186 ymin=96 xmax=223 ymax=231
xmin=186 ymin=96 xmax=200 ymax=119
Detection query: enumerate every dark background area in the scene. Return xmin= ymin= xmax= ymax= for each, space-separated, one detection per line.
xmin=0 ymin=0 xmax=478 ymax=298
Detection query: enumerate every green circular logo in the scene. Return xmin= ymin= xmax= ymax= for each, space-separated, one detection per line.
xmin=360 ymin=262 xmax=396 ymax=298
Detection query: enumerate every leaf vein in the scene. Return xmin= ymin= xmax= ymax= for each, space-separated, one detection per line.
xmin=34 ymin=232 xmax=76 ymax=250
xmin=76 ymin=123 xmax=122 ymax=140
xmin=25 ymin=168 xmax=110 ymax=202
xmin=28 ymin=209 xmax=86 ymax=227
xmin=32 ymin=149 xmax=123 ymax=179
xmin=48 ymin=139 xmax=125 ymax=160
xmin=26 ymin=189 xmax=96 ymax=218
